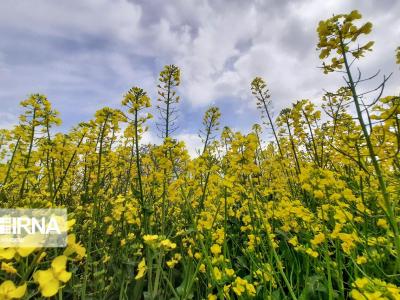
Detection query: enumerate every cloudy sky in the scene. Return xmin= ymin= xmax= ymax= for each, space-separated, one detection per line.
xmin=0 ymin=0 xmax=399 ymax=155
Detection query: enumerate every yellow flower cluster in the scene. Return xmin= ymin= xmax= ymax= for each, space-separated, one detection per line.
xmin=0 ymin=9 xmax=399 ymax=299
xmin=351 ymin=277 xmax=400 ymax=300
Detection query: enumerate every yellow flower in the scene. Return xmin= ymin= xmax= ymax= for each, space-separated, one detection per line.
xmin=106 ymin=225 xmax=114 ymax=235
xmin=1 ymin=262 xmax=17 ymax=274
xmin=232 ymin=277 xmax=250 ymax=297
xmin=0 ymin=248 xmax=15 ymax=260
xmin=353 ymin=277 xmax=369 ymax=289
xmin=338 ymin=232 xmax=358 ymax=254
xmin=208 ymin=294 xmax=217 ymax=300
xmin=356 ymin=256 xmax=367 ymax=265
xmin=33 ymin=255 xmax=72 ymax=297
xmin=143 ymin=235 xmax=159 ymax=245
xmin=210 ymin=244 xmax=221 ymax=256
xmin=160 ymin=239 xmax=176 ymax=250
xmin=288 ymin=236 xmax=299 ymax=247
xmin=313 ymin=190 xmax=324 ymax=199
xmin=311 ymin=233 xmax=325 ymax=246
xmin=246 ymin=282 xmax=256 ymax=297
xmin=213 ymin=267 xmax=222 ymax=281
xmin=223 ymin=284 xmax=231 ymax=297
xmin=166 ymin=253 xmax=182 ymax=268
xmin=0 ymin=247 xmax=35 ymax=260
xmin=67 ymin=219 xmax=76 ymax=230
xmin=306 ymin=248 xmax=319 ymax=258
xmin=135 ymin=258 xmax=147 ymax=280
xmin=199 ymin=263 xmax=206 ymax=273
xmin=364 ymin=291 xmax=383 ymax=299
xmin=0 ymin=281 xmax=26 ymax=299
xmin=225 ymin=268 xmax=235 ymax=277
xmin=166 ymin=259 xmax=178 ymax=268
xmin=63 ymin=234 xmax=86 ymax=259
xmin=232 ymin=283 xmax=245 ymax=296
xmin=377 ymin=218 xmax=388 ymax=229
xmin=350 ymin=289 xmax=366 ymax=300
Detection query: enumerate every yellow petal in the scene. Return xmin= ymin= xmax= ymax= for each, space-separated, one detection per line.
xmin=1 ymin=262 xmax=17 ymax=274
xmin=57 ymin=270 xmax=72 ymax=283
xmin=75 ymin=244 xmax=86 ymax=258
xmin=0 ymin=280 xmax=16 ymax=293
xmin=16 ymin=247 xmax=36 ymax=257
xmin=41 ymin=279 xmax=60 ymax=297
xmin=0 ymin=248 xmax=16 ymax=260
xmin=135 ymin=268 xmax=146 ymax=280
xmin=63 ymin=246 xmax=74 ymax=257
xmin=67 ymin=219 xmax=76 ymax=230
xmin=67 ymin=234 xmax=76 ymax=245
xmin=33 ymin=269 xmax=55 ymax=286
xmin=9 ymin=283 xmax=27 ymax=299
xmin=51 ymin=255 xmax=68 ymax=273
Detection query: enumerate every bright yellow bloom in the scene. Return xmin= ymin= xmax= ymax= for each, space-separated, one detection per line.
xmin=356 ymin=256 xmax=367 ymax=265
xmin=67 ymin=219 xmax=76 ymax=230
xmin=33 ymin=255 xmax=72 ymax=297
xmin=63 ymin=234 xmax=86 ymax=259
xmin=143 ymin=235 xmax=159 ymax=245
xmin=311 ymin=232 xmax=325 ymax=246
xmin=306 ymin=248 xmax=319 ymax=258
xmin=313 ymin=190 xmax=324 ymax=199
xmin=232 ymin=282 xmax=245 ymax=296
xmin=0 ymin=247 xmax=35 ymax=260
xmin=207 ymin=294 xmax=217 ymax=300
xmin=1 ymin=262 xmax=17 ymax=274
xmin=166 ymin=253 xmax=182 ymax=269
xmin=160 ymin=239 xmax=176 ymax=250
xmin=166 ymin=259 xmax=178 ymax=268
xmin=246 ymin=282 xmax=256 ymax=297
xmin=106 ymin=225 xmax=114 ymax=235
xmin=232 ymin=277 xmax=255 ymax=297
xmin=210 ymin=244 xmax=221 ymax=256
xmin=225 ymin=268 xmax=235 ymax=277
xmin=377 ymin=218 xmax=388 ymax=229
xmin=213 ymin=267 xmax=222 ymax=281
xmin=135 ymin=258 xmax=147 ymax=280
xmin=353 ymin=277 xmax=369 ymax=289
xmin=199 ymin=263 xmax=206 ymax=273
xmin=288 ymin=236 xmax=299 ymax=247
xmin=364 ymin=291 xmax=383 ymax=299
xmin=0 ymin=281 xmax=26 ymax=299
xmin=350 ymin=289 xmax=366 ymax=300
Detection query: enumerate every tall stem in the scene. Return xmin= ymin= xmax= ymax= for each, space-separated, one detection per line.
xmin=339 ymin=32 xmax=400 ymax=270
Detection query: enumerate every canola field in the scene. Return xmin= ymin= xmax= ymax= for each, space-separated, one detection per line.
xmin=1 ymin=10 xmax=400 ymax=300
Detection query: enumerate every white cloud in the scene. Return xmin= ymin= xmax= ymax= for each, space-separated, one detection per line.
xmin=140 ymin=130 xmax=161 ymax=145
xmin=1 ymin=0 xmax=142 ymax=42
xmin=0 ymin=112 xmax=17 ymax=129
xmin=139 ymin=130 xmax=202 ymax=158
xmin=176 ymin=133 xmax=203 ymax=157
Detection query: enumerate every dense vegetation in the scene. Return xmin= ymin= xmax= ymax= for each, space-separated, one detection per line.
xmin=1 ymin=10 xmax=400 ymax=300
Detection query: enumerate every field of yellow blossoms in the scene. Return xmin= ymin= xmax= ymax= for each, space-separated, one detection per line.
xmin=1 ymin=10 xmax=400 ymax=300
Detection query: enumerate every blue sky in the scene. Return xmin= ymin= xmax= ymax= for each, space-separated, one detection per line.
xmin=0 ymin=0 xmax=399 ymax=155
